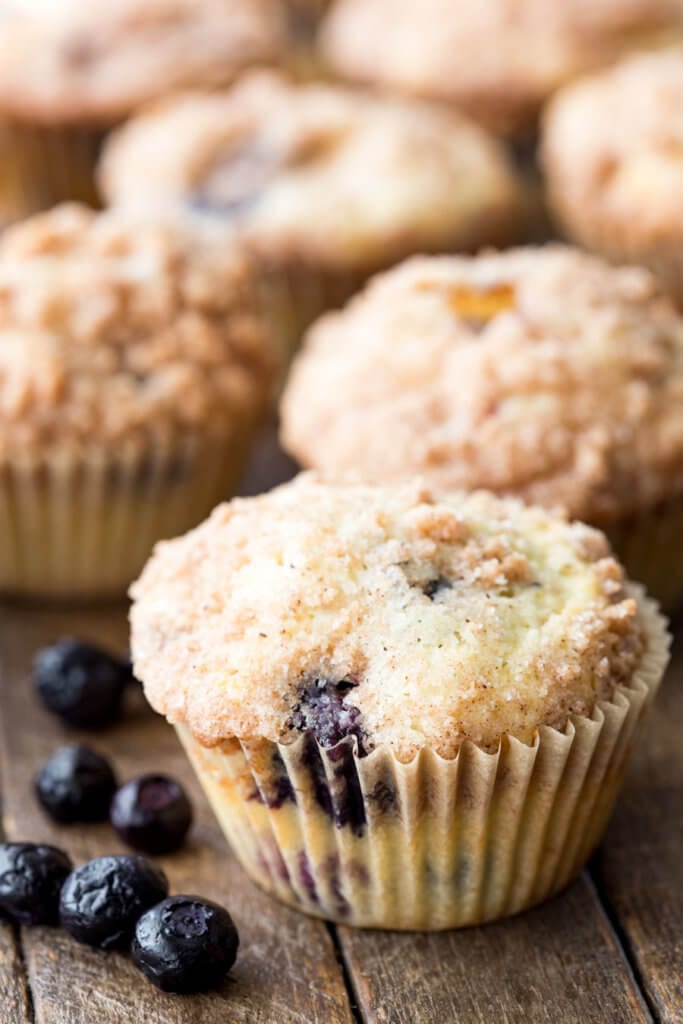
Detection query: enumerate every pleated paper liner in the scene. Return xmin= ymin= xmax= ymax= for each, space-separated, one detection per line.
xmin=0 ymin=120 xmax=106 ymax=228
xmin=175 ymin=585 xmax=669 ymax=931
xmin=606 ymin=495 xmax=683 ymax=613
xmin=0 ymin=429 xmax=255 ymax=600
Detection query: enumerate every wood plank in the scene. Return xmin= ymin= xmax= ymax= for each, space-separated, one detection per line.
xmin=337 ymin=876 xmax=652 ymax=1024
xmin=0 ymin=606 xmax=354 ymax=1024
xmin=595 ymin=626 xmax=683 ymax=1024
xmin=0 ymin=925 xmax=32 ymax=1024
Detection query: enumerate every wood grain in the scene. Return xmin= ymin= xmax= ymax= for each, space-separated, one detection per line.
xmin=337 ymin=876 xmax=653 ymax=1024
xmin=0 ymin=925 xmax=32 ymax=1024
xmin=0 ymin=606 xmax=354 ymax=1024
xmin=595 ymin=627 xmax=683 ymax=1024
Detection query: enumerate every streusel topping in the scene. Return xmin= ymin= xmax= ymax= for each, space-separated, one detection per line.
xmin=130 ymin=475 xmax=644 ymax=759
xmin=0 ymin=204 xmax=276 ymax=457
xmin=321 ymin=0 xmax=683 ymax=133
xmin=542 ymin=47 xmax=683 ymax=247
xmin=99 ymin=71 xmax=522 ymax=269
xmin=0 ymin=0 xmax=286 ymax=123
xmin=281 ymin=247 xmax=683 ymax=524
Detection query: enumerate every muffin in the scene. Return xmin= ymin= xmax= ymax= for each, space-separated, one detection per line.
xmin=130 ymin=475 xmax=669 ymax=929
xmin=99 ymin=71 xmax=524 ymax=350
xmin=281 ymin=247 xmax=683 ymax=609
xmin=320 ymin=0 xmax=683 ymax=137
xmin=0 ymin=203 xmax=277 ymax=599
xmin=542 ymin=47 xmax=683 ymax=306
xmin=0 ymin=0 xmax=286 ymax=226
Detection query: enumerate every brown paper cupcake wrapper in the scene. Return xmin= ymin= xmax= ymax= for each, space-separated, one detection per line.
xmin=0 ymin=120 xmax=106 ymax=227
xmin=607 ymin=496 xmax=683 ymax=613
xmin=0 ymin=431 xmax=253 ymax=600
xmin=175 ymin=584 xmax=669 ymax=930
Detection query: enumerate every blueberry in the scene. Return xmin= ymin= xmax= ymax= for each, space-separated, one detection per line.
xmin=110 ymin=775 xmax=193 ymax=855
xmin=34 ymin=638 xmax=129 ymax=729
xmin=0 ymin=842 xmax=72 ymax=926
xmin=290 ymin=679 xmax=366 ymax=753
xmin=132 ymin=895 xmax=239 ymax=994
xmin=35 ymin=745 xmax=117 ymax=824
xmin=59 ymin=855 xmax=168 ymax=949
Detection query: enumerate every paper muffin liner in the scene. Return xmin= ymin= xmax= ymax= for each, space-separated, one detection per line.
xmin=0 ymin=430 xmax=254 ymax=600
xmin=254 ymin=261 xmax=369 ymax=366
xmin=606 ymin=496 xmax=683 ymax=612
xmin=174 ymin=584 xmax=668 ymax=930
xmin=0 ymin=120 xmax=106 ymax=227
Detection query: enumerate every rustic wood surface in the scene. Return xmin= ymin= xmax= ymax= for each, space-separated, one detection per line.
xmin=0 ymin=429 xmax=680 ymax=1024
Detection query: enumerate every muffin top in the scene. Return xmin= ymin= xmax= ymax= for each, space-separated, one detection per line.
xmin=99 ymin=71 xmax=522 ymax=270
xmin=0 ymin=204 xmax=276 ymax=459
xmin=320 ymin=0 xmax=683 ymax=134
xmin=541 ymin=47 xmax=683 ymax=247
xmin=281 ymin=247 xmax=683 ymax=525
xmin=0 ymin=0 xmax=286 ymax=123
xmin=130 ymin=474 xmax=644 ymax=759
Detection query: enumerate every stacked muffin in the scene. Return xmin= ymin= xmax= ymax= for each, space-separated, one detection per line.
xmin=0 ymin=0 xmax=676 ymax=936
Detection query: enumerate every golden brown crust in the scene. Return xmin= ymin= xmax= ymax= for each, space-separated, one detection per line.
xmin=130 ymin=475 xmax=644 ymax=759
xmin=0 ymin=0 xmax=286 ymax=124
xmin=99 ymin=71 xmax=523 ymax=272
xmin=280 ymin=247 xmax=683 ymax=525
xmin=321 ymin=0 xmax=683 ymax=134
xmin=0 ymin=204 xmax=277 ymax=458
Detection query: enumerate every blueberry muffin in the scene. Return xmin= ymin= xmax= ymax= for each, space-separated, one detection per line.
xmin=130 ymin=475 xmax=669 ymax=929
xmin=542 ymin=47 xmax=683 ymax=307
xmin=320 ymin=0 xmax=683 ymax=136
xmin=0 ymin=0 xmax=286 ymax=226
xmin=0 ymin=203 xmax=277 ymax=598
xmin=281 ymin=247 xmax=683 ymax=609
xmin=99 ymin=71 xmax=523 ymax=350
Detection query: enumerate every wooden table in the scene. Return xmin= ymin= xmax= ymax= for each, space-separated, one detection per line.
xmin=0 ymin=431 xmax=681 ymax=1024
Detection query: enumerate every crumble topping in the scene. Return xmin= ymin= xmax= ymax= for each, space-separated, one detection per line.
xmin=0 ymin=204 xmax=276 ymax=456
xmin=281 ymin=246 xmax=683 ymax=524
xmin=130 ymin=475 xmax=644 ymax=759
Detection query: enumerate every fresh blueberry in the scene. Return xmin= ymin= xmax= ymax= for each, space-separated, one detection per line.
xmin=34 ymin=638 xmax=129 ymax=729
xmin=0 ymin=842 xmax=72 ymax=926
xmin=59 ymin=854 xmax=168 ymax=949
xmin=132 ymin=895 xmax=239 ymax=994
xmin=35 ymin=745 xmax=117 ymax=824
xmin=290 ymin=679 xmax=366 ymax=753
xmin=110 ymin=775 xmax=193 ymax=855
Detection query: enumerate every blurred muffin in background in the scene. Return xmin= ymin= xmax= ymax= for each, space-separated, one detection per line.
xmin=0 ymin=203 xmax=278 ymax=599
xmin=100 ymin=71 xmax=524 ymax=352
xmin=0 ymin=0 xmax=287 ymax=226
xmin=281 ymin=246 xmax=683 ymax=608
xmin=542 ymin=47 xmax=683 ymax=307
xmin=320 ymin=0 xmax=683 ymax=137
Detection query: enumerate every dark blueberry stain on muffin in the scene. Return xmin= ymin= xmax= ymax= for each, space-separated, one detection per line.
xmin=297 ymin=851 xmax=318 ymax=905
xmin=300 ymin=734 xmax=367 ymax=836
xmin=423 ymin=575 xmax=453 ymax=600
xmin=324 ymin=854 xmax=350 ymax=919
xmin=290 ymin=679 xmax=366 ymax=753
xmin=188 ymin=140 xmax=277 ymax=219
xmin=249 ymin=751 xmax=296 ymax=809
xmin=367 ymin=779 xmax=397 ymax=816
